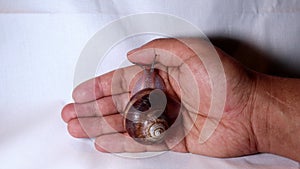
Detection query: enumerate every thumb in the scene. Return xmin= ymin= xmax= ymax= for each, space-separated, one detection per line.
xmin=127 ymin=38 xmax=195 ymax=67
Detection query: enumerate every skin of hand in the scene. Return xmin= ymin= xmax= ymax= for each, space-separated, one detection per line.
xmin=61 ymin=38 xmax=300 ymax=161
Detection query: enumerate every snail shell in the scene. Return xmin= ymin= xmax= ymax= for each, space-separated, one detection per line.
xmin=124 ymin=69 xmax=172 ymax=145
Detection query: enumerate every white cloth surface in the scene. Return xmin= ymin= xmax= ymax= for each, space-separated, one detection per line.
xmin=0 ymin=0 xmax=299 ymax=169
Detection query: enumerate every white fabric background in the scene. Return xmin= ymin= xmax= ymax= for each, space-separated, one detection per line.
xmin=0 ymin=0 xmax=299 ymax=169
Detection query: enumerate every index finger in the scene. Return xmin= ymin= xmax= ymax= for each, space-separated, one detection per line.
xmin=73 ymin=65 xmax=141 ymax=103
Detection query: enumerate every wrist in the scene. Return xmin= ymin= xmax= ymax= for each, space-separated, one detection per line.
xmin=251 ymin=73 xmax=300 ymax=161
xmin=250 ymin=73 xmax=272 ymax=154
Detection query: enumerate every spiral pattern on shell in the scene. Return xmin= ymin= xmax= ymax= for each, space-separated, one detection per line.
xmin=124 ymin=88 xmax=170 ymax=145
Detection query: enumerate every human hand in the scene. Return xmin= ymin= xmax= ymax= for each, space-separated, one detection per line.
xmin=61 ymin=38 xmax=261 ymax=157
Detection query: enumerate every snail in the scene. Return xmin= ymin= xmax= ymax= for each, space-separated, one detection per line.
xmin=123 ymin=64 xmax=178 ymax=145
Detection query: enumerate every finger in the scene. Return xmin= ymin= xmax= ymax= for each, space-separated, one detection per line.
xmin=61 ymin=93 xmax=129 ymax=123
xmin=67 ymin=114 xmax=124 ymax=138
xmin=72 ymin=65 xmax=141 ymax=103
xmin=94 ymin=133 xmax=168 ymax=153
xmin=127 ymin=38 xmax=198 ymax=67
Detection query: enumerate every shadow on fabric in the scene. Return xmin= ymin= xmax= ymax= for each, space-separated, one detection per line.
xmin=209 ymin=36 xmax=300 ymax=78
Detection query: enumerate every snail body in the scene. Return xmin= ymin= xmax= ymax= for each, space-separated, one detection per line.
xmin=124 ymin=68 xmax=172 ymax=145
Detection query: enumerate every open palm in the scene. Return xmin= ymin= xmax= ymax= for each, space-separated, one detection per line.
xmin=62 ymin=38 xmax=259 ymax=157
